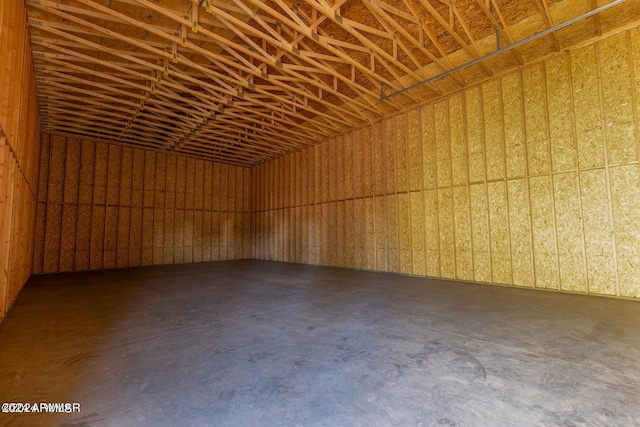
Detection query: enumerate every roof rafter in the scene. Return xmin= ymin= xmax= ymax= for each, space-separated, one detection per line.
xmin=26 ymin=0 xmax=632 ymax=165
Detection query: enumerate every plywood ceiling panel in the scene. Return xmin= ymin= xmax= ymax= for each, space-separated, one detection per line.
xmin=25 ymin=0 xmax=640 ymax=165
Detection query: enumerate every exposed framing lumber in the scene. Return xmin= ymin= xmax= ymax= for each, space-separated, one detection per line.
xmin=416 ymin=0 xmax=493 ymax=77
xmin=474 ymin=0 xmax=524 ymax=65
xmin=24 ymin=0 xmax=634 ymax=165
xmin=535 ymin=0 xmax=561 ymax=51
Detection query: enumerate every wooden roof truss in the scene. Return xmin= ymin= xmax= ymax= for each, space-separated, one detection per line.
xmin=25 ymin=0 xmax=634 ymax=165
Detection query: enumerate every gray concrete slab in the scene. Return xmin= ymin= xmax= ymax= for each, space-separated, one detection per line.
xmin=0 ymin=260 xmax=638 ymax=426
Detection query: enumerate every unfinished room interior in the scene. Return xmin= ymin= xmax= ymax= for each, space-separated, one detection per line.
xmin=1 ymin=0 xmax=640 ymax=424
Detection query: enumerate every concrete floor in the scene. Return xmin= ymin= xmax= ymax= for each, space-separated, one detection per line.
xmin=0 ymin=261 xmax=639 ymax=426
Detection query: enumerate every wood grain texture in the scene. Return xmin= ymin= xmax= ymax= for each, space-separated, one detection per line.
xmin=18 ymin=21 xmax=640 ymax=306
xmin=34 ymin=134 xmax=250 ymax=274
xmin=251 ymin=29 xmax=640 ymax=299
xmin=483 ymin=80 xmax=506 ymax=181
xmin=19 ymin=0 xmax=640 ymax=166
xmin=580 ymin=169 xmax=617 ymax=295
xmin=502 ymin=74 xmax=526 ymax=179
xmin=1 ymin=0 xmax=41 ymax=320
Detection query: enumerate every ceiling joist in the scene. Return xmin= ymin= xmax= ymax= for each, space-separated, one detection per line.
xmin=25 ymin=0 xmax=636 ymax=165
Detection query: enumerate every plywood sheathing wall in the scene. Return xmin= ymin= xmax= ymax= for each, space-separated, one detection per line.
xmin=33 ymin=134 xmax=250 ymax=274
xmin=252 ymin=27 xmax=640 ymax=299
xmin=0 ymin=0 xmax=41 ymax=320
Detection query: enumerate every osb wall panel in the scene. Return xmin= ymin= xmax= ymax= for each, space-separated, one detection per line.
xmin=252 ymin=28 xmax=640 ymax=299
xmin=33 ymin=134 xmax=250 ymax=274
xmin=0 ymin=0 xmax=41 ymax=320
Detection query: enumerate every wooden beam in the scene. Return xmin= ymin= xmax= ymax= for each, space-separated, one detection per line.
xmin=473 ymin=0 xmax=524 ymax=65
xmin=365 ymin=0 xmax=466 ymax=88
xmin=535 ymin=0 xmax=561 ymax=51
xmin=590 ymin=0 xmax=603 ymax=36
xmin=416 ymin=0 xmax=493 ymax=77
